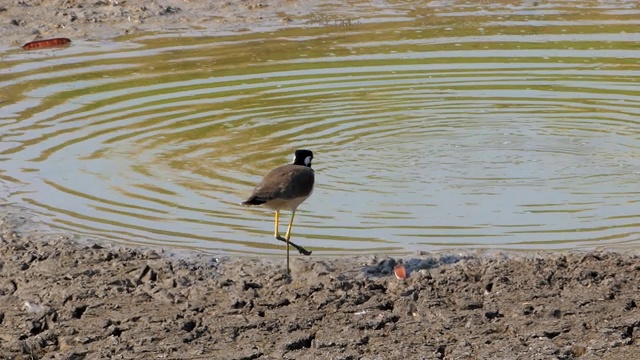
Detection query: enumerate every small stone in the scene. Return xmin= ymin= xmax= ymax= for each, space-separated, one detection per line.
xmin=182 ymin=320 xmax=196 ymax=332
xmin=485 ymin=310 xmax=503 ymax=320
xmin=282 ymin=332 xmax=314 ymax=351
xmin=137 ymin=265 xmax=157 ymax=283
xmin=625 ymin=299 xmax=637 ymax=311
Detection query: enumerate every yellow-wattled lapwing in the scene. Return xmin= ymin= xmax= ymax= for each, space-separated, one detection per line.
xmin=242 ymin=149 xmax=315 ymax=274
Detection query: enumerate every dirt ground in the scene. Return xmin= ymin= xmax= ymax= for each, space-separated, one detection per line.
xmin=1 ymin=208 xmax=640 ymax=360
xmin=0 ymin=0 xmax=331 ymax=48
xmin=2 ymin=1 xmax=640 ymax=359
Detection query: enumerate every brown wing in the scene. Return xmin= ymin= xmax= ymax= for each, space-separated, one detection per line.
xmin=242 ymin=165 xmax=314 ymax=205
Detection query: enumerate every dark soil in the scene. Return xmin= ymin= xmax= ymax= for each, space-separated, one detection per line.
xmin=1 ymin=209 xmax=639 ymax=359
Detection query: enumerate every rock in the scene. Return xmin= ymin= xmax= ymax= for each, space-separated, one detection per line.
xmin=282 ymin=332 xmax=314 ymax=351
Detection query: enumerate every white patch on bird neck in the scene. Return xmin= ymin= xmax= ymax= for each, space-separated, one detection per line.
xmin=304 ymin=156 xmax=312 ymax=166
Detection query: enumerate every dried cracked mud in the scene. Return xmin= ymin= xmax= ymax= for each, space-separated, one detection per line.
xmin=1 ymin=209 xmax=640 ymax=359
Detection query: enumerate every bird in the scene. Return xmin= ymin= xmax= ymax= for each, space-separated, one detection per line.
xmin=242 ymin=149 xmax=315 ymax=275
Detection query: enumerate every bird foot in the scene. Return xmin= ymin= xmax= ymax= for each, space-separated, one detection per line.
xmin=275 ymin=235 xmax=312 ymax=256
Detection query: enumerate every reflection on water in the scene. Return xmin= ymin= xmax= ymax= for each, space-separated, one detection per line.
xmin=1 ymin=0 xmax=640 ymax=255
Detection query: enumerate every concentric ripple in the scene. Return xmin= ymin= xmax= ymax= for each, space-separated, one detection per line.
xmin=1 ymin=0 xmax=640 ymax=255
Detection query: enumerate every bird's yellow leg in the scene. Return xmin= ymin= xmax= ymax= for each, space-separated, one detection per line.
xmin=274 ymin=210 xmax=280 ymax=238
xmin=273 ymin=211 xmax=311 ymax=257
xmin=285 ymin=210 xmax=296 ymax=241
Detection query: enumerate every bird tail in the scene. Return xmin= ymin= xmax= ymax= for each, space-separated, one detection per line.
xmin=242 ymin=196 xmax=267 ymax=206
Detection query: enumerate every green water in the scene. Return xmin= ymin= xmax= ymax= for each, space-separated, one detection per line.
xmin=1 ymin=0 xmax=640 ymax=255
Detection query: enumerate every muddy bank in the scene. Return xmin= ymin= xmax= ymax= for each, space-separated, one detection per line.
xmin=0 ymin=208 xmax=639 ymax=359
xmin=0 ymin=0 xmax=325 ymax=48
